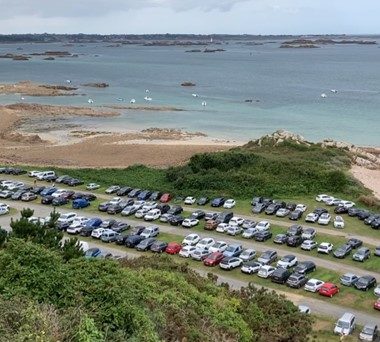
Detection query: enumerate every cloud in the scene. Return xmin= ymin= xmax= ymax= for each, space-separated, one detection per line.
xmin=0 ymin=0 xmax=249 ymax=19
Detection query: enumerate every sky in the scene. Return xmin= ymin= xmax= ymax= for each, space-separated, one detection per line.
xmin=0 ymin=0 xmax=378 ymax=35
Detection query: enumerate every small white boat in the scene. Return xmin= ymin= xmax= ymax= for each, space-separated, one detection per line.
xmin=117 ymin=98 xmax=124 ymax=102
xmin=66 ymin=80 xmax=71 ymax=83
xmin=20 ymin=96 xmax=25 ymax=100
xmin=130 ymin=99 xmax=136 ymax=104
xmin=145 ymin=89 xmax=150 ymax=93
xmin=192 ymin=93 xmax=198 ymax=97
xmin=330 ymin=89 xmax=338 ymax=93
xmin=202 ymin=101 xmax=207 ymax=106
xmin=144 ymin=96 xmax=152 ymax=101
xmin=88 ymin=98 xmax=94 ymax=104
xmin=320 ymin=93 xmax=327 ymax=98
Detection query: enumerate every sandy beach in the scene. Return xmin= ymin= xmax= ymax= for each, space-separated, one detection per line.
xmin=351 ymin=165 xmax=380 ymax=200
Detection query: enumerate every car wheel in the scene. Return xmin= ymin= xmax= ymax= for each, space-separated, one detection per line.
xmin=330 ymin=294 xmax=333 ymax=298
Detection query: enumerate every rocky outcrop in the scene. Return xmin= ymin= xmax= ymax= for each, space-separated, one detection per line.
xmin=181 ymin=82 xmax=196 ymax=87
xmin=0 ymin=53 xmax=30 ymax=60
xmin=249 ymin=130 xmax=311 ymax=147
xmin=82 ymin=82 xmax=109 ymax=88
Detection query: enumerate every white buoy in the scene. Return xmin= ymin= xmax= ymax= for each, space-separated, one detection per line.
xmin=330 ymin=89 xmax=338 ymax=93
xmin=321 ymin=93 xmax=327 ymax=98
xmin=192 ymin=93 xmax=198 ymax=97
xmin=145 ymin=89 xmax=150 ymax=93
xmin=202 ymin=101 xmax=207 ymax=106
xmin=130 ymin=99 xmax=136 ymax=104
xmin=144 ymin=96 xmax=152 ymax=101
xmin=66 ymin=79 xmax=71 ymax=83
xmin=20 ymin=96 xmax=25 ymax=100
xmin=117 ymin=98 xmax=124 ymax=102
xmin=88 ymin=98 xmax=94 ymax=104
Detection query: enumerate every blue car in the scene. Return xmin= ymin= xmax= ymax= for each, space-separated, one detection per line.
xmin=72 ymin=198 xmax=90 ymax=209
xmin=85 ymin=218 xmax=102 ymax=228
xmin=40 ymin=187 xmax=57 ymax=197
xmin=84 ymin=248 xmax=101 ymax=258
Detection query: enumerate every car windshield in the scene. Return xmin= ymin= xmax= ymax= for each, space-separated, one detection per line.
xmin=336 ymin=321 xmax=350 ymax=329
xmin=341 ymin=276 xmax=351 ymax=282
xmin=209 ymin=254 xmax=219 ymax=260
xmin=357 ymin=249 xmax=366 ymax=255
xmin=362 ymin=326 xmax=375 ymax=335
xmin=357 ymin=278 xmax=369 ymax=286
xmin=225 ymin=246 xmax=235 ymax=252
xmin=306 ymin=281 xmax=315 ymax=286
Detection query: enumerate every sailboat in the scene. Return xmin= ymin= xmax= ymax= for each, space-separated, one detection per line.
xmin=130 ymin=99 xmax=136 ymax=104
xmin=330 ymin=89 xmax=338 ymax=93
xmin=192 ymin=93 xmax=198 ymax=97
xmin=88 ymin=98 xmax=94 ymax=104
xmin=320 ymin=93 xmax=327 ymax=98
xmin=144 ymin=96 xmax=152 ymax=101
xmin=202 ymin=101 xmax=207 ymax=106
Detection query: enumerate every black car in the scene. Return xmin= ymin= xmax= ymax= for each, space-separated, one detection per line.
xmin=116 ymin=187 xmax=132 ymax=196
xmin=129 ymin=226 xmax=146 ymax=236
xmin=286 ymin=273 xmax=308 ymax=288
xmin=169 ymin=215 xmax=185 ymax=226
xmin=30 ymin=186 xmax=46 ymax=194
xmin=251 ymin=196 xmax=263 ymax=205
xmin=55 ymin=175 xmax=71 ymax=183
xmin=79 ymin=226 xmax=95 ymax=237
xmin=156 ymin=204 xmax=171 ymax=214
xmin=11 ymin=190 xmax=27 ymax=200
xmin=252 ymin=202 xmax=268 ymax=214
xmin=273 ymin=234 xmax=288 ymax=245
xmin=289 ymin=209 xmax=303 ymax=220
xmin=255 ymin=231 xmax=272 ymax=242
xmin=216 ymin=211 xmax=234 ymax=224
xmin=111 ymin=222 xmax=130 ymax=233
xmin=107 ymin=205 xmax=124 ymax=215
xmin=100 ymin=219 xmax=117 ymax=229
xmin=333 ymin=244 xmax=352 ymax=258
xmin=287 ymin=224 xmax=303 ymax=236
xmin=211 ymin=197 xmax=225 ymax=207
xmin=265 ymin=203 xmax=282 ymax=215
xmin=205 ymin=212 xmax=218 ymax=221
xmin=67 ymin=178 xmax=83 ymax=186
xmin=313 ymin=208 xmax=328 ymax=216
xmin=364 ymin=215 xmax=380 ymax=225
xmin=167 ymin=206 xmax=183 ymax=215
xmin=286 ymin=235 xmax=303 ymax=247
xmin=357 ymin=210 xmax=371 ymax=220
xmin=80 ymin=193 xmax=97 ymax=201
xmin=348 ymin=208 xmax=360 ymax=217
xmin=44 ymin=174 xmax=58 ymax=182
xmin=334 ymin=206 xmax=349 ymax=214
xmin=150 ymin=240 xmax=168 ymax=253
xmin=135 ymin=237 xmax=156 ymax=251
xmin=41 ymin=195 xmax=54 ymax=205
xmin=149 ymin=191 xmax=163 ymax=201
xmin=98 ymin=202 xmax=111 ymax=212
xmin=137 ymin=190 xmax=152 ymax=201
xmin=125 ymin=235 xmax=145 ymax=248
xmin=128 ymin=188 xmax=141 ymax=198
xmin=294 ymin=261 xmax=316 ymax=274
xmin=372 ymin=219 xmax=380 ymax=230
xmin=57 ymin=221 xmax=70 ymax=231
xmin=115 ymin=235 xmax=129 ymax=245
xmin=286 ymin=203 xmax=297 ymax=211
xmin=190 ymin=210 xmax=206 ymax=220
xmin=354 ymin=275 xmax=377 ymax=291
xmin=347 ymin=238 xmax=363 ymax=249
xmin=271 ymin=268 xmax=291 ymax=284
xmin=197 ymin=197 xmax=209 ymax=206
xmin=52 ymin=196 xmax=69 ymax=206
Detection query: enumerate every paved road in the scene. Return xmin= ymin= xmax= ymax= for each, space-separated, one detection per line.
xmin=2 ymin=199 xmax=380 ymax=280
xmin=1 ymin=203 xmax=379 ymax=326
xmin=3 ymin=174 xmax=380 ymax=246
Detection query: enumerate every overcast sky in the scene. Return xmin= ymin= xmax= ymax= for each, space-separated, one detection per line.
xmin=0 ymin=0 xmax=378 ymax=35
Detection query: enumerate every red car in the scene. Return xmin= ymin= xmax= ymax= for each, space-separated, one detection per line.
xmin=374 ymin=298 xmax=380 ymax=311
xmin=160 ymin=193 xmax=172 ymax=203
xmin=203 ymin=252 xmax=224 ymax=267
xmin=165 ymin=242 xmax=182 ymax=255
xmin=318 ymin=282 xmax=340 ymax=298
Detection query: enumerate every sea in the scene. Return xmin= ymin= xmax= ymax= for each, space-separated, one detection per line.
xmin=0 ymin=40 xmax=379 ymax=146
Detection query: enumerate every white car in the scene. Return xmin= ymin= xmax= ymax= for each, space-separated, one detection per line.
xmin=0 ymin=190 xmax=13 ymax=198
xmin=317 ymin=242 xmax=333 ymax=254
xmin=57 ymin=212 xmax=77 ymax=225
xmin=91 ymin=228 xmax=106 ymax=239
xmin=144 ymin=209 xmax=161 ymax=221
xmin=304 ymin=279 xmax=325 ymax=292
xmin=296 ymin=204 xmax=308 ymax=212
xmin=242 ymin=227 xmax=258 ymax=239
xmin=241 ymin=261 xmax=262 ymax=274
xmin=301 ymin=228 xmax=316 ymax=240
xmin=334 ymin=216 xmax=345 ymax=229
xmin=196 ymin=238 xmax=215 ymax=251
xmin=276 ymin=208 xmax=290 ymax=217
xmin=223 ymin=199 xmax=236 ymax=209
xmin=374 ymin=284 xmax=380 ymax=296
xmin=28 ymin=216 xmax=46 ymax=225
xmin=182 ymin=233 xmax=200 ymax=246
xmin=298 ymin=305 xmax=311 ymax=314
xmin=182 ymin=218 xmax=199 ymax=228
xmin=305 ymin=213 xmax=319 ymax=223
xmin=318 ymin=213 xmax=331 ymax=225
xmin=216 ymin=223 xmax=229 ymax=233
xmin=326 ymin=198 xmax=342 ymax=206
xmin=28 ymin=170 xmax=42 ymax=177
xmin=191 ymin=249 xmax=210 ymax=261
xmin=258 ymin=265 xmax=276 ymax=278
xmin=229 ymin=216 xmax=244 ymax=226
xmin=239 ymin=249 xmax=256 ymax=262
xmin=86 ymin=183 xmax=100 ymax=190
xmin=7 ymin=181 xmax=24 ymax=190
xmin=226 ymin=225 xmax=242 ymax=236
xmin=105 ymin=185 xmax=120 ymax=194
xmin=256 ymin=221 xmax=270 ymax=231
xmin=179 ymin=245 xmax=196 ymax=258
xmin=315 ymin=194 xmax=332 ymax=202
xmin=184 ymin=196 xmax=196 ymax=205
xmin=142 ymin=201 xmax=157 ymax=211
xmin=219 ymin=257 xmax=242 ymax=270
xmin=69 ymin=216 xmax=89 ymax=228
xmin=277 ymin=255 xmax=298 ymax=269
xmin=135 ymin=208 xmax=149 ymax=218
xmin=0 ymin=203 xmax=9 ymax=211
xmin=109 ymin=197 xmax=122 ymax=205
xmin=301 ymin=240 xmax=318 ymax=251
xmin=0 ymin=207 xmax=9 ymax=215
xmin=51 ymin=189 xmax=68 ymax=198
xmin=339 ymin=200 xmax=355 ymax=208
xmin=209 ymin=241 xmax=228 ymax=253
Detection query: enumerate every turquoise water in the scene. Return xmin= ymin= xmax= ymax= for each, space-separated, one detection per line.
xmin=0 ymin=41 xmax=379 ymax=145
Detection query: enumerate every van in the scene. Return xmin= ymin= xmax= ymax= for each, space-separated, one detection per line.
xmin=334 ymin=312 xmax=356 ymax=336
xmin=101 ymin=230 xmax=119 ymax=243
xmin=37 ymin=171 xmax=56 ymax=180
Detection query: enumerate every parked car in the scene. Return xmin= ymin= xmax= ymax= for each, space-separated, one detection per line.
xmin=255 ymin=231 xmax=272 ymax=242
xmin=100 ymin=230 xmax=119 ymax=243
xmin=216 ymin=223 xmax=229 ymax=233
xmin=190 ymin=210 xmax=205 ymax=220
xmin=289 ymin=209 xmax=303 ymax=220
xmin=319 ymin=283 xmax=340 ymax=297
xmin=374 ymin=284 xmax=380 ymax=296
xmin=258 ymin=265 xmax=276 ymax=278
xmin=121 ymin=205 xmax=140 ymax=216
xmin=226 ymin=225 xmax=242 ymax=236
xmin=374 ymin=299 xmax=380 ymax=311
xmin=354 ymin=276 xmax=377 ymax=291
xmin=105 ymin=185 xmax=120 ymax=194
xmin=144 ymin=209 xmax=161 ymax=221
xmin=169 ymin=215 xmax=185 ymax=226
xmin=128 ymin=188 xmax=142 ymax=198
xmin=317 ymin=242 xmax=334 ymax=254
xmin=182 ymin=233 xmax=200 ymax=246
xmin=159 ymin=193 xmax=172 ymax=203
xmin=256 ymin=221 xmax=271 ymax=231
xmin=209 ymin=241 xmax=228 ymax=253
xmin=305 ymin=213 xmax=319 ymax=223
xmin=265 ymin=203 xmax=282 ymax=215
xmin=242 ymin=219 xmax=256 ymax=229
xmin=286 ymin=235 xmax=303 ymax=247
xmin=333 ymin=244 xmax=353 ymax=258
xmin=205 ymin=212 xmax=218 ymax=221
xmin=287 ymin=224 xmax=303 ymax=236
xmin=52 ymin=196 xmax=69 ymax=206
xmin=182 ymin=218 xmax=199 ymax=228
xmin=21 ymin=192 xmax=37 ymax=202
xmin=211 ymin=197 xmax=225 ymax=207
xmin=84 ymin=248 xmax=101 ymax=258
xmin=141 ymin=226 xmax=159 ymax=238
xmin=116 ymin=187 xmax=132 ymax=196
xmin=242 ymin=227 xmax=258 ymax=239
xmin=276 ymin=208 xmax=290 ymax=217
xmin=72 ymin=198 xmax=90 ymax=209
xmin=136 ymin=237 xmax=156 ymax=251
xmin=271 ymin=268 xmax=291 ymax=284
xmin=304 ymin=278 xmax=325 ymax=292
xmin=347 ymin=238 xmax=363 ymax=249
xmin=196 ymin=197 xmax=209 ymax=205
xmin=167 ymin=205 xmax=183 ymax=216
xmin=294 ymin=261 xmax=316 ymax=274
xmin=125 ymin=235 xmax=145 ymax=248
xmin=91 ymin=228 xmax=106 ymax=239
xmin=301 ymin=227 xmax=316 ymax=240
xmin=257 ymin=250 xmax=277 ymax=265
xmin=150 ymin=240 xmax=168 ymax=253
xmin=340 ymin=273 xmax=359 ymax=287
xmin=318 ymin=213 xmax=331 ymax=225
xmin=286 ymin=273 xmax=308 ymax=288
xmin=223 ymin=199 xmax=236 ymax=209
xmin=223 ymin=244 xmax=243 ymax=258
xmin=352 ymin=247 xmax=370 ymax=262
xmin=359 ymin=323 xmax=378 ymax=342
xmin=334 ymin=313 xmax=356 ymax=336
xmin=165 ymin=242 xmax=182 ymax=255
xmin=273 ymin=234 xmax=288 ymax=245
xmin=219 ymin=257 xmax=243 ymax=270
xmin=179 ymin=245 xmax=197 ymax=258
xmin=196 ymin=238 xmax=215 ymax=251
xmin=277 ymin=255 xmax=298 ymax=269
xmin=239 ymin=249 xmax=256 ymax=262
xmin=241 ymin=261 xmax=262 ymax=274
xmin=191 ymin=248 xmax=210 ymax=261
xmin=252 ymin=202 xmax=267 ymax=214
xmin=334 ymin=216 xmax=345 ymax=229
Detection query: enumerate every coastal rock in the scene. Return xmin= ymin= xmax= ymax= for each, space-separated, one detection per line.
xmin=249 ymin=129 xmax=311 ymax=147
xmin=43 ymin=57 xmax=55 ymax=60
xmin=185 ymin=49 xmax=202 ymax=53
xmin=181 ymin=82 xmax=196 ymax=87
xmin=82 ymin=82 xmax=109 ymax=88
xmin=30 ymin=51 xmax=72 ymax=57
xmin=204 ymin=48 xmax=225 ymax=53
xmin=0 ymin=53 xmax=30 ymax=60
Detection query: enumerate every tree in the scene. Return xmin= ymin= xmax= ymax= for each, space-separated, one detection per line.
xmin=20 ymin=208 xmax=34 ymax=219
xmin=61 ymin=237 xmax=84 ymax=262
xmin=0 ymin=228 xmax=8 ymax=247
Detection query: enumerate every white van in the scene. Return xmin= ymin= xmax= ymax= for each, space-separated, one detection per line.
xmin=37 ymin=171 xmax=56 ymax=180
xmin=334 ymin=312 xmax=356 ymax=335
xmin=141 ymin=226 xmax=160 ymax=238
